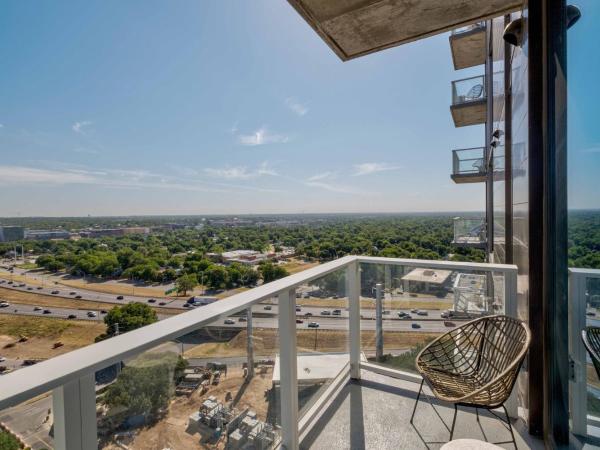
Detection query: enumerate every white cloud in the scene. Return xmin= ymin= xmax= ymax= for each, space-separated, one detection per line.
xmin=72 ymin=120 xmax=92 ymax=134
xmin=204 ymin=162 xmax=278 ymax=179
xmin=285 ymin=97 xmax=309 ymax=116
xmin=305 ymin=171 xmax=367 ymax=195
xmin=238 ymin=127 xmax=289 ymax=146
xmin=353 ymin=162 xmax=402 ymax=176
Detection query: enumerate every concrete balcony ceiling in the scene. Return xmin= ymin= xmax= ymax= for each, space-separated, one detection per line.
xmin=287 ymin=0 xmax=521 ymax=61
xmin=450 ymin=25 xmax=486 ymax=70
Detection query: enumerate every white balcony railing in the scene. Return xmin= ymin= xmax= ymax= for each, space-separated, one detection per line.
xmin=0 ymin=256 xmax=518 ymax=450
xmin=569 ymin=267 xmax=600 ymax=437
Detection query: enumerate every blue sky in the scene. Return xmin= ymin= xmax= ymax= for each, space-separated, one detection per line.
xmin=0 ymin=1 xmax=597 ymax=216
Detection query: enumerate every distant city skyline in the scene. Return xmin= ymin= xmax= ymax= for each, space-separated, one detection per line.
xmin=0 ymin=1 xmax=598 ymax=216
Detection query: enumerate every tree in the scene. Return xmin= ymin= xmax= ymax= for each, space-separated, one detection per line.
xmin=98 ymin=302 xmax=158 ymax=340
xmin=175 ymin=273 xmax=198 ymax=296
xmin=258 ymin=261 xmax=289 ymax=283
xmin=205 ymin=265 xmax=229 ymax=290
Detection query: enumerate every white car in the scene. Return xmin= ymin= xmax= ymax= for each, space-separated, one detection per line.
xmin=224 ymin=319 xmax=235 ymax=325
xmin=87 ymin=311 xmax=97 ymax=318
xmin=0 ymin=356 xmax=6 ymax=362
xmin=33 ymin=306 xmax=42 ymax=311
xmin=0 ymin=302 xmax=10 ymax=308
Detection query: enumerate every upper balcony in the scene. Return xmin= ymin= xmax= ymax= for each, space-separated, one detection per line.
xmin=451 ymin=147 xmax=486 ymax=183
xmin=450 ymin=75 xmax=487 ymax=127
xmin=452 ymin=217 xmax=487 ymax=248
xmin=449 ymin=22 xmax=486 ymax=70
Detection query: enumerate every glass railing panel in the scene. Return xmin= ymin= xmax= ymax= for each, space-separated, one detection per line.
xmin=359 ymin=262 xmax=507 ymax=374
xmin=0 ymin=389 xmax=54 ymax=449
xmin=295 ymin=268 xmax=349 ymax=418
xmin=453 ymin=217 xmax=486 ymax=245
xmin=95 ymin=304 xmax=280 ymax=449
xmin=452 ymin=147 xmax=486 ymax=175
xmin=452 ymin=75 xmax=486 ymax=105
xmin=451 ymin=22 xmax=485 ymax=35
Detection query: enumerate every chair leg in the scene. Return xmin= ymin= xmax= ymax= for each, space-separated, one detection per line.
xmin=475 ymin=407 xmax=479 ymax=422
xmin=410 ymin=379 xmax=424 ymax=424
xmin=450 ymin=404 xmax=458 ymax=440
xmin=502 ymin=404 xmax=517 ymax=450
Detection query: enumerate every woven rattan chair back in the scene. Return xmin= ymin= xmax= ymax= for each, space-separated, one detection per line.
xmin=582 ymin=326 xmax=600 ymax=379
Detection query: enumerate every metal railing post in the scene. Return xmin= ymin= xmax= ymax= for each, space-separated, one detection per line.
xmin=246 ymin=307 xmax=254 ymax=379
xmin=569 ymin=269 xmax=588 ymax=436
xmin=278 ymin=288 xmax=299 ymax=450
xmin=376 ymin=283 xmax=383 ymax=362
xmin=347 ymin=261 xmax=361 ymax=379
xmin=504 ymin=268 xmax=519 ymax=418
xmin=52 ymin=373 xmax=97 ymax=450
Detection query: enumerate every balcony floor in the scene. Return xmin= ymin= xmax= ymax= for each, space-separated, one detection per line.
xmin=302 ymin=370 xmax=544 ymax=450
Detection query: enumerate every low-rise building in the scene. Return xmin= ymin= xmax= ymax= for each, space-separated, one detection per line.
xmin=0 ymin=226 xmax=25 ymax=242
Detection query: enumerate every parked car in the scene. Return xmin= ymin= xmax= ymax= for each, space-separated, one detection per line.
xmin=87 ymin=311 xmax=97 ymax=318
xmin=224 ymin=319 xmax=235 ymax=325
xmin=308 ymin=322 xmax=320 ymax=328
xmin=411 ymin=323 xmax=421 ymax=329
xmin=43 ymin=309 xmax=52 ymax=314
xmin=51 ymin=290 xmax=59 ymax=295
xmin=116 ymin=295 xmax=124 ymax=300
xmin=263 ymin=305 xmax=272 ymax=310
xmin=321 ymin=310 xmax=331 ymax=316
xmin=67 ymin=314 xmax=77 ymax=319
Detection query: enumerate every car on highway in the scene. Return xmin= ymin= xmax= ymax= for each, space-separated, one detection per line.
xmin=116 ymin=295 xmax=124 ymax=300
xmin=18 ymin=283 xmax=25 ymax=287
xmin=295 ymin=306 xmax=302 ymax=312
xmin=410 ymin=309 xmax=418 ymax=313
xmin=67 ymin=314 xmax=77 ymax=319
xmin=43 ymin=309 xmax=52 ymax=314
xmin=382 ymin=310 xmax=391 ymax=315
xmin=0 ymin=280 xmax=4 ymax=284
xmin=159 ymin=302 xmax=166 ymax=306
xmin=69 ymin=292 xmax=77 ymax=296
xmin=51 ymin=290 xmax=59 ymax=295
xmin=0 ymin=356 xmax=6 ymax=362
xmin=148 ymin=298 xmax=156 ymax=303
xmin=416 ymin=310 xmax=428 ymax=316
xmin=444 ymin=321 xmax=456 ymax=327
xmin=411 ymin=323 xmax=421 ymax=329
xmin=303 ymin=293 xmax=310 ymax=298
xmin=183 ymin=303 xmax=191 ymax=308
xmin=75 ymin=295 xmax=82 ymax=299
xmin=304 ymin=312 xmax=313 ymax=317
xmin=36 ymin=286 xmax=43 ymax=290
xmin=308 ymin=322 xmax=320 ymax=328
xmin=224 ymin=319 xmax=235 ymax=325
xmin=238 ymin=316 xmax=247 ymax=322
xmin=7 ymin=281 xmax=13 ymax=284
xmin=320 ymin=310 xmax=331 ymax=316
xmin=100 ymin=310 xmax=108 ymax=314
xmin=27 ymin=287 xmax=33 ymax=290
xmin=87 ymin=311 xmax=97 ymax=318
xmin=296 ymin=319 xmax=304 ymax=324
xmin=440 ymin=311 xmax=450 ymax=319
xmin=33 ymin=306 xmax=42 ymax=311
xmin=0 ymin=302 xmax=10 ymax=308
xmin=263 ymin=305 xmax=272 ymax=310
xmin=397 ymin=312 xmax=409 ymax=318
xmin=332 ymin=309 xmax=342 ymax=316
xmin=587 ymin=311 xmax=596 ymax=317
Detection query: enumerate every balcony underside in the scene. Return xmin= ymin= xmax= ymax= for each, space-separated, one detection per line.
xmin=450 ymin=28 xmax=486 ymax=70
xmin=287 ymin=0 xmax=521 ymax=61
xmin=452 ymin=237 xmax=487 ymax=248
xmin=451 ymin=172 xmax=486 ymax=184
xmin=302 ymin=370 xmax=542 ymax=449
xmin=450 ymin=100 xmax=487 ymax=127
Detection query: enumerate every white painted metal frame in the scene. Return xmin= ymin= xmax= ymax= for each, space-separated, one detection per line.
xmin=569 ymin=268 xmax=600 ymax=436
xmin=0 ymin=255 xmax=519 ymax=450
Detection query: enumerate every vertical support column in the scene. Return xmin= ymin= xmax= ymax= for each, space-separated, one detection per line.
xmin=504 ymin=268 xmax=518 ymax=419
xmin=568 ymin=270 xmax=587 ymax=436
xmin=52 ymin=373 xmax=97 ymax=450
xmin=347 ymin=261 xmax=361 ymax=379
xmin=278 ymin=289 xmax=299 ymax=450
xmin=246 ymin=307 xmax=254 ymax=379
xmin=375 ymin=283 xmax=383 ymax=363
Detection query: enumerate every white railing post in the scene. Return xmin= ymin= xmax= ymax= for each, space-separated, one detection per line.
xmin=375 ymin=283 xmax=384 ymax=362
xmin=504 ymin=268 xmax=519 ymax=419
xmin=52 ymin=373 xmax=97 ymax=450
xmin=569 ymin=269 xmax=588 ymax=436
xmin=246 ymin=307 xmax=254 ymax=379
xmin=278 ymin=289 xmax=299 ymax=450
xmin=347 ymin=261 xmax=361 ymax=379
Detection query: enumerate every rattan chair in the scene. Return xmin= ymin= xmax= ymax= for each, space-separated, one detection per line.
xmin=582 ymin=326 xmax=600 ymax=379
xmin=410 ymin=315 xmax=531 ymax=448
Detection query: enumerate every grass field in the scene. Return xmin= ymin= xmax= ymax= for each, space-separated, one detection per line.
xmin=0 ymin=315 xmax=105 ymax=359
xmin=184 ymin=328 xmax=439 ymax=358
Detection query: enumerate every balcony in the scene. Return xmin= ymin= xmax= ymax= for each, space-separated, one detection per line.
xmin=449 ymin=22 xmax=486 ymax=70
xmin=0 ymin=256 xmax=530 ymax=450
xmin=450 ymin=75 xmax=487 ymax=127
xmin=451 ymin=147 xmax=486 ymax=183
xmin=452 ymin=217 xmax=487 ymax=248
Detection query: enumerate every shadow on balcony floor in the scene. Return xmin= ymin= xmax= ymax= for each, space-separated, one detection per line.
xmin=301 ymin=370 xmax=544 ymax=450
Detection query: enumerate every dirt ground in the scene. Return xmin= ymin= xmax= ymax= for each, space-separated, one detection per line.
xmin=0 ymin=315 xmax=104 ymax=360
xmin=101 ymin=366 xmax=274 ymax=450
xmin=184 ymin=328 xmax=439 ymax=359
